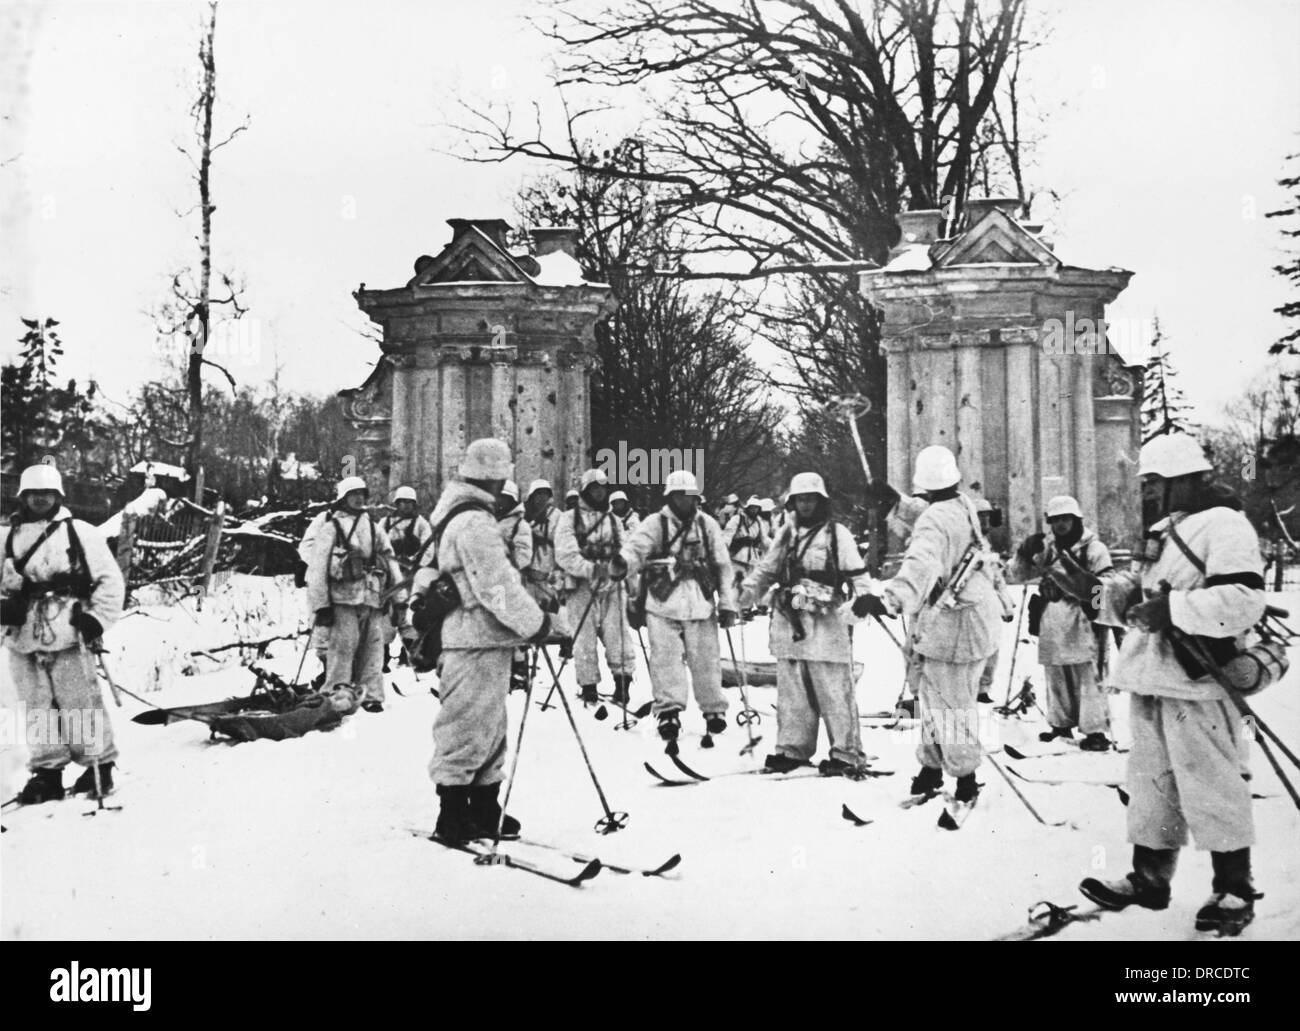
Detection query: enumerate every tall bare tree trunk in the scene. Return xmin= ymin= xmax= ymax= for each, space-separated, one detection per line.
xmin=187 ymin=3 xmax=218 ymax=486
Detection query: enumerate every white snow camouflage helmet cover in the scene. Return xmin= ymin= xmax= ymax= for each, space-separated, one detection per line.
xmin=527 ymin=478 xmax=553 ymax=498
xmin=459 ymin=438 xmax=513 ymax=481
xmin=609 ymin=489 xmax=629 ymax=504
xmin=912 ymin=445 xmax=960 ymax=491
xmin=391 ymin=485 xmax=417 ymax=503
xmin=580 ymin=468 xmax=609 ymax=490
xmin=786 ymin=472 xmax=827 ymax=499
xmin=1044 ymin=495 xmax=1082 ymax=519
xmin=18 ymin=464 xmax=64 ymax=495
xmin=335 ymin=475 xmax=368 ymax=501
xmin=501 ymin=480 xmax=520 ymax=501
xmin=664 ymin=469 xmax=701 ymax=495
xmin=1138 ymin=433 xmax=1212 ymax=479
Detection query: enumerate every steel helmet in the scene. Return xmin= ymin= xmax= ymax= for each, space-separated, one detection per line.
xmin=391 ymin=485 xmax=417 ymax=504
xmin=501 ymin=480 xmax=520 ymax=502
xmin=1138 ymin=433 xmax=1212 ymax=479
xmin=527 ymin=478 xmax=553 ymax=498
xmin=609 ymin=489 xmax=629 ymax=504
xmin=1044 ymin=495 xmax=1082 ymax=520
xmin=580 ymin=468 xmax=609 ymax=490
xmin=744 ymin=494 xmax=762 ymax=508
xmin=786 ymin=473 xmax=828 ymax=499
xmin=18 ymin=464 xmax=64 ymax=495
xmin=335 ymin=475 xmax=368 ymax=501
xmin=724 ymin=493 xmax=739 ymax=504
xmin=913 ymin=445 xmax=960 ymax=492
xmin=566 ymin=488 xmax=579 ymax=501
xmin=459 ymin=438 xmax=513 ymax=480
xmin=664 ymin=469 xmax=701 ymax=496
xmin=973 ymin=496 xmax=993 ymax=514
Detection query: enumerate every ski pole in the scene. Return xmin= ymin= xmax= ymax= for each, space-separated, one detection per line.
xmin=1003 ymin=586 xmax=1029 ymax=708
xmin=538 ymin=582 xmax=601 ymax=712
xmin=871 ymin=612 xmax=906 ymax=653
xmin=613 ymin=580 xmax=636 ymax=730
xmin=986 ymin=754 xmax=1070 ymax=828
xmin=86 ymin=644 xmax=122 ymax=707
xmin=483 ymin=657 xmax=539 ymax=862
xmin=723 ymin=626 xmax=761 ymax=756
xmin=83 ymin=759 xmax=122 ymax=817
xmin=539 ymin=646 xmax=628 ymax=834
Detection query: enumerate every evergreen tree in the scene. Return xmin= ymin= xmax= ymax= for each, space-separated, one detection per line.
xmin=1 ymin=317 xmax=100 ymax=471
xmin=1141 ymin=317 xmax=1198 ymax=442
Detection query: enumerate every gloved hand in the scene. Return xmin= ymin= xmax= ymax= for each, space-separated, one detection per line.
xmin=607 ymin=555 xmax=629 ymax=582
xmin=1126 ymin=594 xmax=1172 ymax=632
xmin=1002 ymin=611 xmax=1015 ymax=623
xmin=314 ymin=608 xmax=335 ymax=628
xmin=1017 ymin=532 xmax=1046 ymax=562
xmin=529 ymin=613 xmax=552 ymax=645
xmin=851 ymin=594 xmax=892 ymax=619
xmin=71 ymin=608 xmax=104 ymax=642
xmin=718 ymin=609 xmax=738 ymax=629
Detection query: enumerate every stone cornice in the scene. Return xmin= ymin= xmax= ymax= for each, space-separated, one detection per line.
xmin=861 ymin=264 xmax=1133 ymax=306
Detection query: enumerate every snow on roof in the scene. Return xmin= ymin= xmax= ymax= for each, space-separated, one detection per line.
xmin=872 ymin=245 xmax=934 ymax=274
xmin=530 ymin=251 xmax=590 ymax=287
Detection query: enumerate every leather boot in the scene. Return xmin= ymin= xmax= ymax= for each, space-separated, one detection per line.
xmin=434 ymin=785 xmax=474 ymax=842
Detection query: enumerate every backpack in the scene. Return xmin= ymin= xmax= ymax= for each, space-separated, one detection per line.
xmin=408 ymin=501 xmax=493 ymax=673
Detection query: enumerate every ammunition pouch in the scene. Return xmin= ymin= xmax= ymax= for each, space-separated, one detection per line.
xmin=647 ymin=564 xmax=677 ymax=603
xmin=789 ymin=578 xmax=837 ymax=614
xmin=582 ymin=542 xmax=616 ymax=563
xmin=331 ymin=548 xmax=373 ymax=583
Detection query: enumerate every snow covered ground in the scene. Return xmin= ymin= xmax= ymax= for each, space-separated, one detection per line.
xmin=2 ymin=578 xmax=1297 ymax=940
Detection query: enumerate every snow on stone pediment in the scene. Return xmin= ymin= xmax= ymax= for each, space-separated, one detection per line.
xmin=407 ymin=225 xmax=531 ymax=287
xmin=932 ymin=208 xmax=1058 ymax=269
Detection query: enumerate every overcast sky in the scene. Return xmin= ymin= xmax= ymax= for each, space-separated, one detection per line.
xmin=2 ymin=0 xmax=1297 ymax=426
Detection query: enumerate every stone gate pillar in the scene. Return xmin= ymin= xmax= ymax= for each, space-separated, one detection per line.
xmin=342 ymin=220 xmax=616 ymax=502
xmin=860 ymin=199 xmax=1141 ymax=546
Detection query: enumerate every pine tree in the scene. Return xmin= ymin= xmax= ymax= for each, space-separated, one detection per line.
xmin=2 ymin=318 xmax=103 ymax=473
xmin=1267 ymin=150 xmax=1300 ymax=355
xmin=1141 ymin=317 xmax=1198 ymax=442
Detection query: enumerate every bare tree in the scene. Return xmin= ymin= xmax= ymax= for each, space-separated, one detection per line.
xmin=514 ymin=135 xmax=787 ymax=500
xmin=155 ymin=1 xmax=249 ymax=486
xmin=451 ymin=0 xmax=1035 ymax=492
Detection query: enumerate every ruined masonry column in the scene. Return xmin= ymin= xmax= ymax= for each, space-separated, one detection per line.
xmin=1004 ymin=332 xmax=1038 ymax=543
xmin=956 ymin=339 xmax=984 ymax=491
xmin=885 ymin=344 xmax=911 ymax=491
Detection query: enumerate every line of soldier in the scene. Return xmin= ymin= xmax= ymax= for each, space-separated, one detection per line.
xmin=1 ymin=426 xmax=1269 ymax=935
